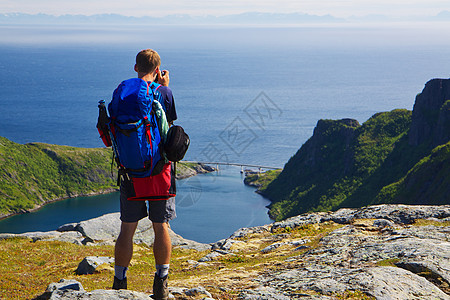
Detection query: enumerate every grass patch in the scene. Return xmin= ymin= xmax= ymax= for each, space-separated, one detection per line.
xmin=0 ymin=238 xmax=114 ymax=299
xmin=376 ymin=258 xmax=401 ymax=267
xmin=334 ymin=290 xmax=375 ymax=299
xmin=412 ymin=219 xmax=450 ymax=227
xmin=0 ymin=238 xmax=214 ymax=298
xmin=244 ymin=169 xmax=282 ymax=190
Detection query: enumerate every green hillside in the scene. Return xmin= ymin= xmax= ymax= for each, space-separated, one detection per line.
xmin=0 ymin=137 xmax=208 ymax=219
xmin=0 ymin=137 xmax=116 ymax=217
xmin=249 ymin=79 xmax=450 ymax=221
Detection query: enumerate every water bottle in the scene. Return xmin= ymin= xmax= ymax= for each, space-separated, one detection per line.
xmin=97 ymin=100 xmax=112 ymax=147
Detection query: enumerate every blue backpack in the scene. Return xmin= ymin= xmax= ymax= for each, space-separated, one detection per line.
xmin=107 ymin=78 xmax=174 ymax=200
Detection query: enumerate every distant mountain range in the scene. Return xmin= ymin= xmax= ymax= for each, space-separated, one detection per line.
xmin=0 ymin=11 xmax=449 ymax=25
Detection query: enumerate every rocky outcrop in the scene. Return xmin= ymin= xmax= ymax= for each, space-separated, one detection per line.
xmin=35 ymin=279 xmax=216 ymax=300
xmin=409 ymin=78 xmax=450 ymax=147
xmin=0 ymin=212 xmax=210 ymax=251
xmin=15 ymin=205 xmax=450 ymax=299
xmin=206 ymin=205 xmax=450 ymax=299
xmin=76 ymin=257 xmax=114 ymax=275
xmin=34 ymin=279 xmax=154 ymax=299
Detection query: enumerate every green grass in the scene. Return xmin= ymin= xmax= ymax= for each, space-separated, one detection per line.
xmin=376 ymin=258 xmax=401 ymax=267
xmin=0 ymin=137 xmax=116 ymax=216
xmin=0 ymin=220 xmax=371 ymax=299
xmin=0 ymin=137 xmax=211 ymax=218
xmin=244 ymin=169 xmax=282 ymax=190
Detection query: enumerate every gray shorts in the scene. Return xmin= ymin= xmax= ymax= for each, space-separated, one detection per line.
xmin=119 ymin=179 xmax=176 ymax=223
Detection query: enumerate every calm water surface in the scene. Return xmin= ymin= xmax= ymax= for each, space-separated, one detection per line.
xmin=0 ymin=167 xmax=271 ymax=243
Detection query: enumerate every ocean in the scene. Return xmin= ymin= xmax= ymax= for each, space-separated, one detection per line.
xmin=0 ymin=23 xmax=449 ymax=242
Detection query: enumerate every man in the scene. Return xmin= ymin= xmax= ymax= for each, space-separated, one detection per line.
xmin=112 ymin=49 xmax=177 ymax=300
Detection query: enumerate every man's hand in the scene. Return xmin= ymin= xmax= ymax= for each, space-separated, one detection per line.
xmin=158 ymin=70 xmax=170 ymax=86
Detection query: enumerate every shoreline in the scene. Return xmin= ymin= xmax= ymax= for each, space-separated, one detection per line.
xmin=0 ymin=162 xmax=215 ymax=222
xmin=0 ymin=188 xmax=118 ymax=221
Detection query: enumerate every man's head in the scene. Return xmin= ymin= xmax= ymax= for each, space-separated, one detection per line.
xmin=135 ymin=49 xmax=161 ymax=75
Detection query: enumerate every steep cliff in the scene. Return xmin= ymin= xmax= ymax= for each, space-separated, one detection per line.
xmin=409 ymin=78 xmax=450 ymax=148
xmin=255 ymin=79 xmax=450 ymax=221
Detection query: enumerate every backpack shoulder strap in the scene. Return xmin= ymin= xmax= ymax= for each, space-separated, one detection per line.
xmin=147 ymin=82 xmax=166 ymax=111
xmin=148 ymin=82 xmax=161 ymax=96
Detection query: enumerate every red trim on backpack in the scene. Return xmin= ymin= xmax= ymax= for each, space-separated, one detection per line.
xmin=128 ymin=163 xmax=175 ymax=201
xmin=143 ymin=115 xmax=153 ymax=171
xmin=97 ymin=128 xmax=112 ymax=147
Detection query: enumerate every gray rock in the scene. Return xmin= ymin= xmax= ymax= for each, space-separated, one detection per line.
xmin=57 ymin=223 xmax=78 ymax=232
xmin=238 ymin=286 xmax=294 ymax=299
xmin=74 ymin=213 xmax=122 ymax=241
xmin=60 ymin=212 xmax=209 ymax=250
xmin=261 ymin=242 xmax=286 ymax=253
xmin=271 ymin=213 xmax=324 ymax=231
xmin=392 ymin=224 xmax=450 ymax=241
xmin=169 ymin=287 xmax=186 ymax=295
xmin=39 ymin=279 xmax=154 ymax=299
xmin=322 ymin=208 xmax=357 ymax=224
xmin=230 ymin=225 xmax=270 ymax=239
xmin=348 ymin=266 xmax=450 ymax=300
xmin=0 ymin=233 xmax=22 ymax=240
xmin=46 ymin=279 xmax=85 ymax=293
xmin=19 ymin=231 xmax=61 ymax=242
xmin=168 ymin=232 xmax=211 ymax=251
xmin=186 ymin=259 xmax=208 ymax=269
xmin=373 ymin=218 xmax=395 ymax=228
xmin=259 ymin=221 xmax=450 ymax=299
xmin=355 ymin=204 xmax=450 ymax=224
xmin=211 ymin=238 xmax=243 ymax=251
xmin=185 ymin=286 xmax=212 ymax=297
xmin=76 ymin=256 xmax=114 ymax=275
xmin=318 ymin=205 xmax=450 ymax=225
xmin=0 ymin=230 xmax=85 ymax=245
xmin=290 ymin=239 xmax=310 ymax=246
xmin=199 ymin=251 xmax=223 ymax=262
xmin=49 ymin=289 xmax=151 ymax=299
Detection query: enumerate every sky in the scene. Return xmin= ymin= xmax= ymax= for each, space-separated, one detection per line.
xmin=1 ymin=0 xmax=450 ymax=18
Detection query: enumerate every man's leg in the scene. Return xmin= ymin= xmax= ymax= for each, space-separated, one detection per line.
xmin=151 ymin=222 xmax=171 ymax=299
xmin=152 ymin=222 xmax=171 ymax=265
xmin=149 ymin=196 xmax=176 ymax=300
xmin=113 ymin=221 xmax=138 ymax=290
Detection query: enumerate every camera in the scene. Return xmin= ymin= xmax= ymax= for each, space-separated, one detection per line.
xmin=155 ymin=70 xmax=166 ymax=83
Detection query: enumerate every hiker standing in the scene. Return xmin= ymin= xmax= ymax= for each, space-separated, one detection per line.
xmin=108 ymin=49 xmax=178 ymax=299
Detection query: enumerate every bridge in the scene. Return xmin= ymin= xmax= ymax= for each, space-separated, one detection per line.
xmin=182 ymin=161 xmax=282 ymax=173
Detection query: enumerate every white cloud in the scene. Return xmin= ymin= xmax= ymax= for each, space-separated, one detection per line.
xmin=1 ymin=0 xmax=449 ymax=18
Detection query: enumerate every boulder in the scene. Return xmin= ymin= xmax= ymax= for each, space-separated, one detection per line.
xmin=37 ymin=279 xmax=152 ymax=300
xmin=76 ymin=256 xmax=114 ymax=275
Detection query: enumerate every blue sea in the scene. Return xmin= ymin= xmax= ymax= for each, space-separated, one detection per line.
xmin=0 ymin=24 xmax=449 ymax=242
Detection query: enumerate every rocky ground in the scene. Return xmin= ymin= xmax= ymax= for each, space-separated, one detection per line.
xmin=2 ymin=204 xmax=449 ymax=299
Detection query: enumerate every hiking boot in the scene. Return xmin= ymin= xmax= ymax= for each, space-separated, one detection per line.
xmin=151 ymin=274 xmax=168 ymax=300
xmin=112 ymin=276 xmax=127 ymax=290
